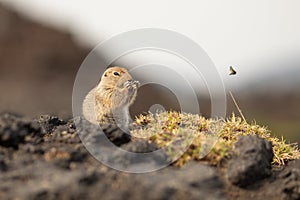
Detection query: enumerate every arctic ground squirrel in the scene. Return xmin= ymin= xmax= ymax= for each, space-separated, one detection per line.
xmin=82 ymin=67 xmax=139 ymax=130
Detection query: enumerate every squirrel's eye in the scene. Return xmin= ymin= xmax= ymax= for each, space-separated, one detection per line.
xmin=113 ymin=72 xmax=120 ymax=76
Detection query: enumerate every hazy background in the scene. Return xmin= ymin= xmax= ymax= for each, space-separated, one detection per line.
xmin=0 ymin=1 xmax=299 ymax=144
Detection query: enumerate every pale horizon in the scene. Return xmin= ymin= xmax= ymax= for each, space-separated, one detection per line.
xmin=1 ymin=0 xmax=300 ymax=92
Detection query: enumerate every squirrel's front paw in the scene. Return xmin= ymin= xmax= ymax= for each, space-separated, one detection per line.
xmin=124 ymin=80 xmax=140 ymax=91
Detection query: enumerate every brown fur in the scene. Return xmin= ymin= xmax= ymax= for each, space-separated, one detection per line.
xmin=83 ymin=67 xmax=139 ymax=128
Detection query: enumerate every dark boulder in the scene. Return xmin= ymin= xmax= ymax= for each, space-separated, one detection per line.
xmin=227 ymin=135 xmax=274 ymax=187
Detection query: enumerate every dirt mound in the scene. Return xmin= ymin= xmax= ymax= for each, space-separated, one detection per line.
xmin=0 ymin=113 xmax=300 ymax=200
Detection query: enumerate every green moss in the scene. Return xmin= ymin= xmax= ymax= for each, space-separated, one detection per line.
xmin=132 ymin=111 xmax=300 ymax=167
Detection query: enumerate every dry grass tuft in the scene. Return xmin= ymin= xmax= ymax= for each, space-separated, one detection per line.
xmin=132 ymin=111 xmax=300 ymax=167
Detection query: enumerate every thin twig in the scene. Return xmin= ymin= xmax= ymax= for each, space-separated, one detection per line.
xmin=229 ymin=90 xmax=247 ymax=122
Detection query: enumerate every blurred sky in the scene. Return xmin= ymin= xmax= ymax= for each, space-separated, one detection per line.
xmin=1 ymin=0 xmax=300 ymax=91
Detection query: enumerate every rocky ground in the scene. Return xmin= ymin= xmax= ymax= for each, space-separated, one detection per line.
xmin=0 ymin=113 xmax=299 ymax=200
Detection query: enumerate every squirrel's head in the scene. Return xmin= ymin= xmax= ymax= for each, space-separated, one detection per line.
xmin=99 ymin=66 xmax=133 ymax=88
